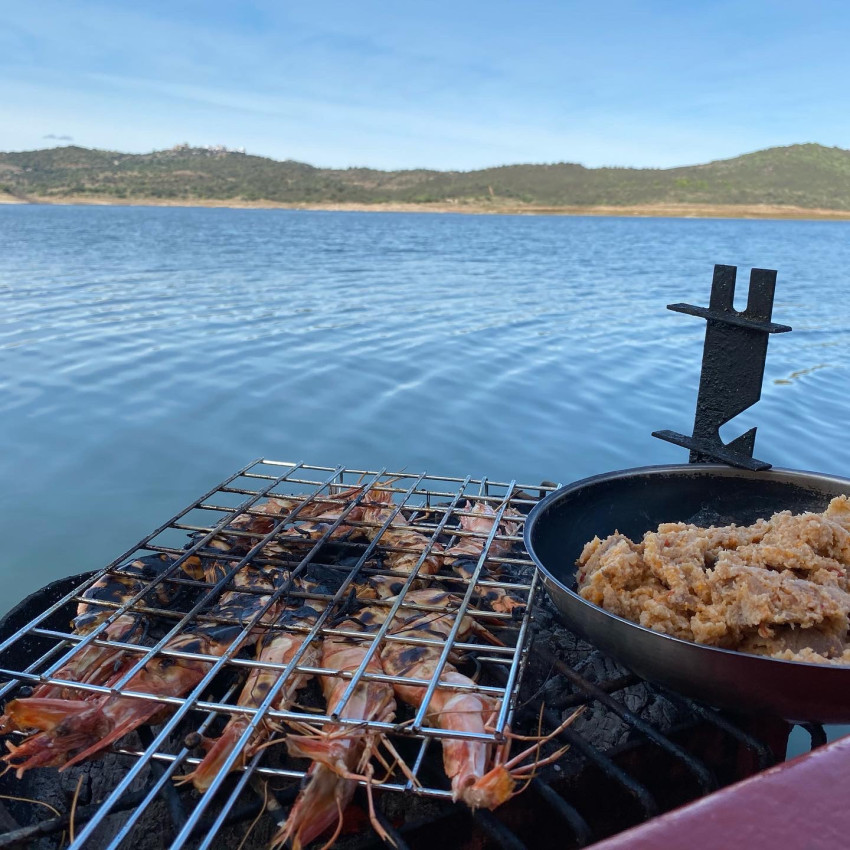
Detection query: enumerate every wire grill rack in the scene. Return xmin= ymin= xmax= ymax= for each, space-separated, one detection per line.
xmin=0 ymin=460 xmax=552 ymax=849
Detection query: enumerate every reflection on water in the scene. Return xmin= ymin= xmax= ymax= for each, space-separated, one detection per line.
xmin=2 ymin=206 xmax=849 ymax=587
xmin=773 ymin=363 xmax=831 ymax=384
xmin=1 ymin=205 xmax=850 ymax=749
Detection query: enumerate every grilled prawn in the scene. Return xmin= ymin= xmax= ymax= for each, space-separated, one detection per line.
xmin=361 ymin=488 xmax=444 ymax=577
xmin=444 ymin=502 xmax=525 ymax=614
xmin=0 ymin=553 xmax=205 ymax=733
xmin=376 ymin=588 xmax=502 ymax=805
xmin=261 ymin=486 xmax=372 ymax=561
xmin=181 ymin=580 xmax=327 ymax=792
xmin=3 ymin=563 xmax=289 ymax=776
xmin=193 ymin=489 xmax=366 ymax=561
xmin=274 ymin=603 xmax=395 ymax=850
xmin=379 ymin=587 xmax=567 ymax=811
xmin=263 ymin=513 xmax=367 ymax=559
xmin=262 ymin=483 xmax=367 ymax=523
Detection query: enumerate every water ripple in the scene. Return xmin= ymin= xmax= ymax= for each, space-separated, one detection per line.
xmin=1 ymin=206 xmax=850 ymax=607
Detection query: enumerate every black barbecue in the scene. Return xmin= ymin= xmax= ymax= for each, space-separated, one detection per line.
xmin=0 ymin=264 xmax=839 ymax=849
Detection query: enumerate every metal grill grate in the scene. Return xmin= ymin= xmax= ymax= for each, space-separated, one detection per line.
xmin=0 ymin=460 xmax=550 ymax=849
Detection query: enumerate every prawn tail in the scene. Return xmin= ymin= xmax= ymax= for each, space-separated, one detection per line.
xmin=179 ymin=717 xmax=253 ymax=792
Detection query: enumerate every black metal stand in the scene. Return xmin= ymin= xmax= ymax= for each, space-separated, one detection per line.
xmin=653 ymin=264 xmax=791 ymax=471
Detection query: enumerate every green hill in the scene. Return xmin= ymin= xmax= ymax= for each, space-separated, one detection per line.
xmin=2 ymin=143 xmax=850 ymax=210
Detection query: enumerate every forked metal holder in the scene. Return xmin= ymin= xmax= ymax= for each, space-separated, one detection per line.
xmin=653 ymin=264 xmax=792 ymax=470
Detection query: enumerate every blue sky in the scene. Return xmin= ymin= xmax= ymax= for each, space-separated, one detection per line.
xmin=2 ymin=0 xmax=848 ymax=170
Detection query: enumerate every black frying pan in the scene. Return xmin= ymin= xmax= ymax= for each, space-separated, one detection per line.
xmin=523 ymin=464 xmax=850 ymax=723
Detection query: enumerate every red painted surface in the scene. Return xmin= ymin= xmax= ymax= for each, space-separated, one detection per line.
xmin=590 ymin=735 xmax=850 ymax=850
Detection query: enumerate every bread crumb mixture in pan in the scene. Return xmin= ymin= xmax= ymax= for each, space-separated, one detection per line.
xmin=576 ymin=495 xmax=850 ymax=664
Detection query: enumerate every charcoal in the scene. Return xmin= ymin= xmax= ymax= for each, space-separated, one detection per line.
xmin=0 ymin=803 xmax=20 ymax=834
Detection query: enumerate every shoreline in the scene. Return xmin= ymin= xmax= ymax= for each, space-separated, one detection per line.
xmin=2 ymin=193 xmax=850 ymax=220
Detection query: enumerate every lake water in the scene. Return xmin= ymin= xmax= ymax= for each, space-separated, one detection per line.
xmin=2 ymin=205 xmax=849 ymax=752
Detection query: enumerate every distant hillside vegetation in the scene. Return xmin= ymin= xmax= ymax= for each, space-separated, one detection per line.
xmin=2 ymin=143 xmax=850 ymax=209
